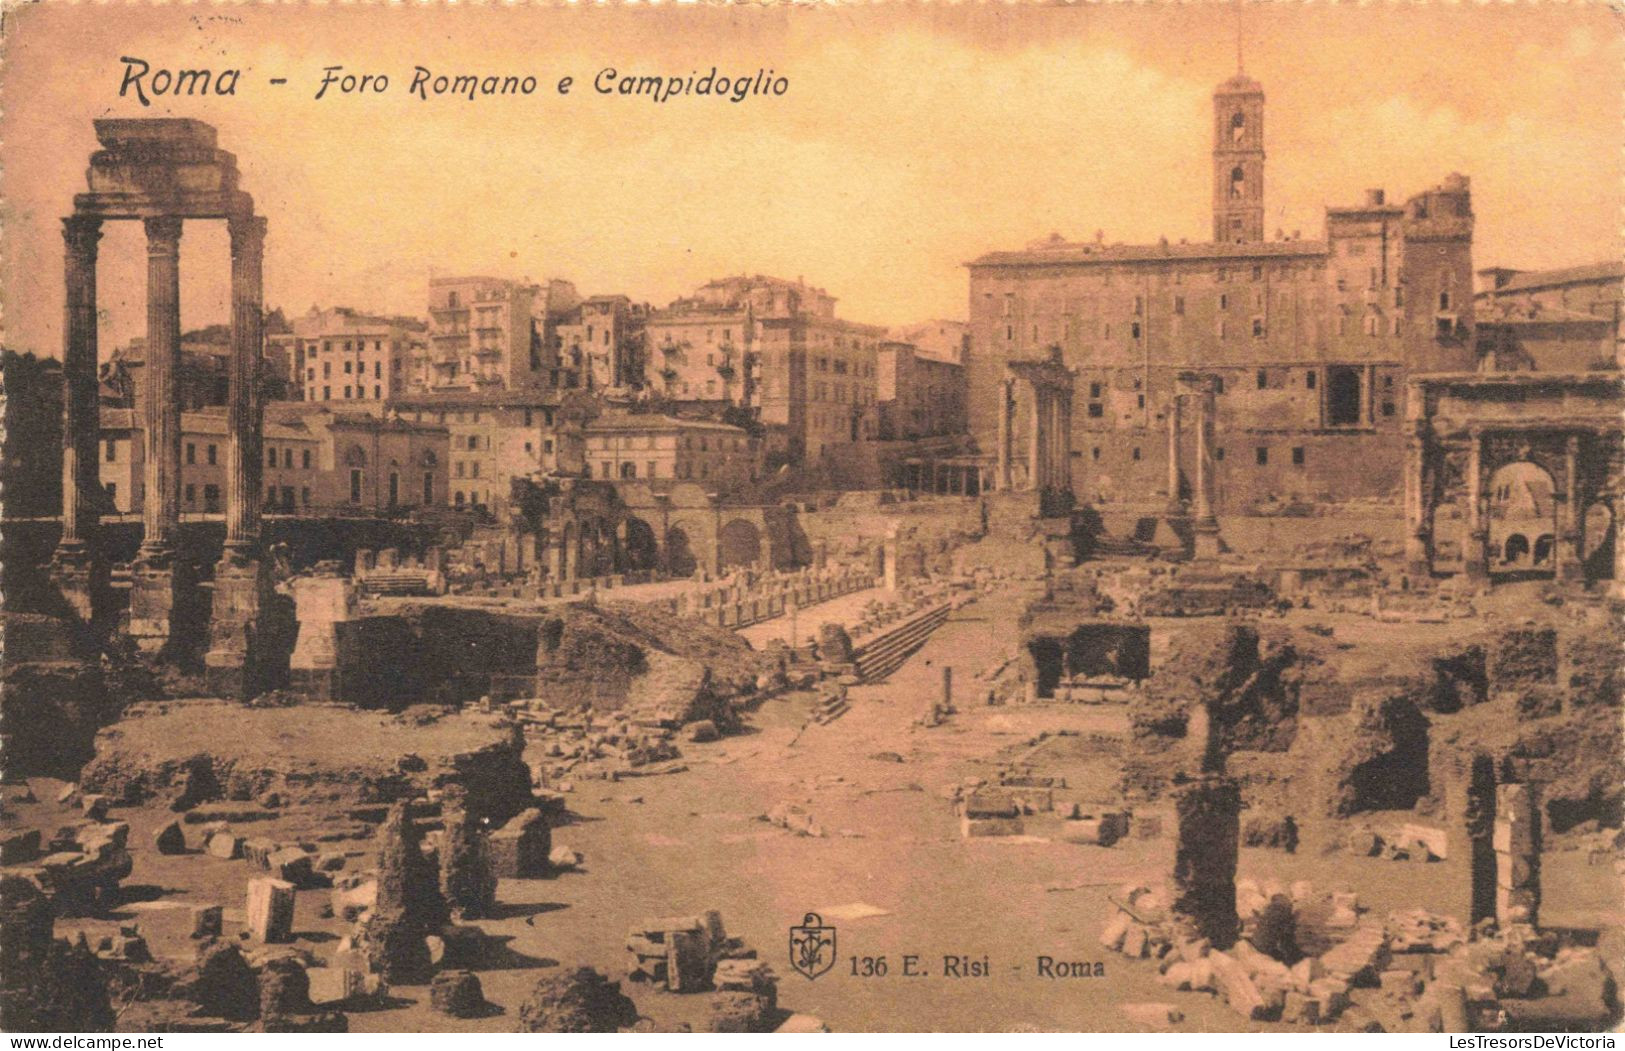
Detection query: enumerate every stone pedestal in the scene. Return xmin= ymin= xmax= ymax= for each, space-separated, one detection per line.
xmin=1192 ymin=519 xmax=1222 ymax=560
xmin=288 ymin=575 xmax=356 ymax=700
xmin=127 ymin=558 xmax=185 ymax=655
xmin=48 ymin=552 xmax=102 ymax=627
xmin=205 ymin=557 xmax=271 ymax=699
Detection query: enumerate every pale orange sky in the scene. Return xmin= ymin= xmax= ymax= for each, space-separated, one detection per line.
xmin=2 ymin=3 xmax=1621 ymax=358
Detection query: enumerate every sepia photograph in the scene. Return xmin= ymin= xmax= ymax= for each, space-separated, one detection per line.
xmin=0 ymin=0 xmax=1620 ymax=1037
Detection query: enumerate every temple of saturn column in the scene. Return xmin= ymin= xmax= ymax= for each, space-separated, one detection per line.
xmin=993 ymin=345 xmax=1077 ymax=516
xmin=49 ymin=118 xmax=270 ymax=695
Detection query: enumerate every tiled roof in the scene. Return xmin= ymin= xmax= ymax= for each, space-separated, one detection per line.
xmin=1489 ymin=262 xmax=1624 ymax=295
xmin=386 ymin=388 xmax=566 ymax=409
xmin=967 ymin=239 xmax=1326 ymax=268
xmin=585 ymin=412 xmax=747 ymax=435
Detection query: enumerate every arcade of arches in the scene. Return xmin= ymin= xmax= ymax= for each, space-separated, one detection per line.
xmin=1404 ymin=372 xmax=1623 ymax=588
xmin=508 ymin=478 xmax=792 ymax=582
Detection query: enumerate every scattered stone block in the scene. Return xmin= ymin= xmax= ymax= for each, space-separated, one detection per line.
xmin=206 ymin=832 xmax=244 ymax=860
xmin=191 ymin=904 xmax=224 ymax=940
xmin=517 ymin=967 xmax=639 ymax=1032
xmin=775 ymin=1014 xmax=829 ymax=1033
xmin=684 ymin=720 xmax=720 ymax=743
xmin=1209 ymin=950 xmax=1269 ymax=1019
xmin=1122 ymin=1001 xmax=1185 ymax=1028
xmin=489 ymin=808 xmax=551 ymax=879
xmin=429 ymin=970 xmax=486 ymax=1018
xmin=258 ymin=956 xmax=312 ymax=1019
xmin=81 ymin=795 xmax=110 ymax=821
xmin=246 ymin=878 xmax=296 ymax=943
xmin=1282 ymin=990 xmax=1322 ymax=1025
xmin=154 ymin=821 xmax=187 ymax=855
xmin=243 ymin=837 xmax=279 ymax=869
xmin=706 ymin=991 xmax=770 ymax=1033
xmin=269 ymin=847 xmax=313 ymax=887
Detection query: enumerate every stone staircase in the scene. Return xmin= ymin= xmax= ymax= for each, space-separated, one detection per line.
xmin=355 ymin=570 xmax=435 ymax=597
xmin=850 ymin=601 xmax=952 ymax=683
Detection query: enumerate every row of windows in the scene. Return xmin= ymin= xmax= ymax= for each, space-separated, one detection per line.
xmin=308 ymin=360 xmax=397 ymax=380
xmin=588 ymin=459 xmax=714 ymax=481
xmin=267 ymin=447 xmax=315 ymax=470
xmin=993 ymin=265 xmax=1319 ymax=310
xmin=586 ymin=434 xmax=747 ymax=452
xmin=309 ymin=385 xmax=386 ymax=401
xmin=1006 ymin=310 xmax=1423 ymax=344
xmin=322 ymin=339 xmax=389 ymax=354
xmin=812 ymin=356 xmax=875 ymax=378
xmin=1084 ymin=444 xmax=1310 ymax=466
xmin=453 ymin=460 xmax=481 ymax=479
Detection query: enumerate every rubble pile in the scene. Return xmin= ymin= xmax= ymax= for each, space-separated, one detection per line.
xmin=0 ymin=875 xmax=115 ymax=1031
xmin=624 ymin=911 xmax=780 ymax=1033
xmin=1101 ymin=877 xmax=1619 ymax=1031
xmin=517 ymin=967 xmax=640 ymax=1033
xmin=518 ymin=706 xmax=688 ymax=785
xmin=0 ymin=807 xmax=132 ymax=918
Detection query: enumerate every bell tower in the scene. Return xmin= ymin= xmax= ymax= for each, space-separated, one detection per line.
xmin=1212 ymin=74 xmax=1265 ymax=244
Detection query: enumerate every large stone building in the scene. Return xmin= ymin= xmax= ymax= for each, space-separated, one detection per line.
xmin=891 ymin=319 xmax=969 ymax=364
xmin=99 ymin=402 xmax=449 ymax=516
xmin=645 ymin=275 xmax=886 ymax=462
xmin=582 ymin=411 xmax=762 ymax=489
xmin=411 ymin=275 xmax=580 ymax=393
xmin=876 ymin=341 xmax=968 ymax=441
xmin=1475 ymin=262 xmax=1623 ymax=374
xmin=553 ymin=295 xmax=648 ymax=391
xmin=270 ymin=307 xmax=428 ymax=404
xmin=965 ymin=73 xmax=1479 ymax=510
xmin=388 ymin=388 xmax=596 ymax=511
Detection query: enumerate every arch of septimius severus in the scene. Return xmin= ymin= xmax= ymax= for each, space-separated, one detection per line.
xmin=50 ymin=118 xmax=270 ymax=696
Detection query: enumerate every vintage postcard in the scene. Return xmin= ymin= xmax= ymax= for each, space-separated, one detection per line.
xmin=0 ymin=0 xmax=1620 ymax=1037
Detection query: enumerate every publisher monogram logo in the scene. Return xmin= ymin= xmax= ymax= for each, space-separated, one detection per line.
xmin=789 ymin=912 xmax=837 ymax=981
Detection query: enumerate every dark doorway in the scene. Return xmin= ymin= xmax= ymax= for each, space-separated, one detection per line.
xmin=1326 ymin=366 xmax=1362 ymax=426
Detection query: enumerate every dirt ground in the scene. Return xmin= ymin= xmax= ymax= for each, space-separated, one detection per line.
xmin=16 ymin=582 xmax=1622 ymax=1032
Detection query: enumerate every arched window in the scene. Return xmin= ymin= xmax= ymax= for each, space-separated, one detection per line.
xmin=1230 ymin=166 xmax=1245 ymax=199
xmin=1231 ymin=112 xmax=1246 ymax=143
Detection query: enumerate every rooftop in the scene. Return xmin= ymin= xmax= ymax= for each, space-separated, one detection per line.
xmin=585 ymin=412 xmax=748 ymax=435
xmin=967 ymin=238 xmax=1327 ymax=269
xmin=1484 ymin=261 xmax=1624 ymax=296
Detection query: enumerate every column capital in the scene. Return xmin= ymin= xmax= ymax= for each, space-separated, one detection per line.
xmin=143 ymin=215 xmax=183 ymax=252
xmin=62 ymin=215 xmax=103 ymax=255
xmin=229 ymin=214 xmax=268 ymax=256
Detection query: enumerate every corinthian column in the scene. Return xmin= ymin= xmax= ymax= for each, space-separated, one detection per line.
xmin=223 ymin=215 xmax=267 ymax=561
xmin=139 ymin=216 xmax=183 ymax=563
xmin=995 ymin=377 xmax=1012 ymax=491
xmin=55 ymin=215 xmax=103 ymax=560
xmin=1028 ymin=388 xmax=1044 ymax=491
xmin=1166 ymin=393 xmax=1184 ymax=512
